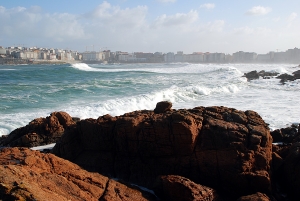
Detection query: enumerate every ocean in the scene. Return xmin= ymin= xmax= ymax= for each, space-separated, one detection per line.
xmin=0 ymin=62 xmax=299 ymax=136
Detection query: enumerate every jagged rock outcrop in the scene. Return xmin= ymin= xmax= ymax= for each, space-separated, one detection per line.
xmin=154 ymin=175 xmax=220 ymax=201
xmin=52 ymin=105 xmax=273 ymax=199
xmin=0 ymin=111 xmax=76 ymax=147
xmin=0 ymin=147 xmax=157 ymax=201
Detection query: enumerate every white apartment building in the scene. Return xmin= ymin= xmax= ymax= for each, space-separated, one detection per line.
xmin=0 ymin=47 xmax=6 ymax=55
xmin=165 ymin=52 xmax=175 ymax=62
xmin=15 ymin=51 xmax=38 ymax=59
xmin=82 ymin=51 xmax=104 ymax=61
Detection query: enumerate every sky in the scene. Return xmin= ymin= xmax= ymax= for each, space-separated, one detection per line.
xmin=0 ymin=0 xmax=299 ymax=54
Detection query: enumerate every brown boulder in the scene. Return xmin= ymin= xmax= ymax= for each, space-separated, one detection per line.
xmin=52 ymin=105 xmax=273 ymax=198
xmin=0 ymin=111 xmax=75 ymax=147
xmin=155 ymin=175 xmax=220 ymax=201
xmin=237 ymin=192 xmax=271 ymax=201
xmin=154 ymin=101 xmax=172 ymax=114
xmin=0 ymin=147 xmax=157 ymax=201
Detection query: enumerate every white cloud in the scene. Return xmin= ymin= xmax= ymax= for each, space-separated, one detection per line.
xmin=0 ymin=6 xmax=87 ymax=47
xmin=246 ymin=6 xmax=271 ymax=16
xmin=157 ymin=0 xmax=176 ymax=3
xmin=286 ymin=12 xmax=297 ymax=28
xmin=233 ymin=26 xmax=272 ymax=36
xmin=287 ymin=12 xmax=297 ymax=22
xmin=200 ymin=3 xmax=215 ymax=10
xmin=86 ymin=2 xmax=148 ymax=29
xmin=205 ymin=20 xmax=225 ymax=33
xmin=152 ymin=10 xmax=198 ymax=28
xmin=273 ymin=17 xmax=281 ymax=22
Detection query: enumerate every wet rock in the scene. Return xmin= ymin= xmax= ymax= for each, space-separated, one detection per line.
xmin=154 ymin=101 xmax=172 ymax=114
xmin=52 ymin=105 xmax=273 ymax=199
xmin=244 ymin=70 xmax=259 ymax=80
xmin=244 ymin=70 xmax=279 ymax=81
xmin=276 ymin=73 xmax=296 ymax=83
xmin=154 ymin=175 xmax=220 ymax=201
xmin=0 ymin=147 xmax=157 ymax=201
xmin=0 ymin=111 xmax=76 ymax=147
xmin=292 ymin=70 xmax=300 ymax=79
xmin=258 ymin=70 xmax=279 ymax=78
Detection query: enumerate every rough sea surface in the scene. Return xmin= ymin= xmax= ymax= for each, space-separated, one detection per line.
xmin=0 ymin=62 xmax=299 ymax=136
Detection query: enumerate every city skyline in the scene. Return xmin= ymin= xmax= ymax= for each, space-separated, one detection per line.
xmin=0 ymin=0 xmax=300 ymax=54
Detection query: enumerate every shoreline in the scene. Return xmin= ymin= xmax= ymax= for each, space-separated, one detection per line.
xmin=0 ymin=58 xmax=82 ymax=65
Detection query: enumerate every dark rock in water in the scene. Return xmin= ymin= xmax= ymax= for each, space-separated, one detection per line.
xmin=244 ymin=70 xmax=259 ymax=80
xmin=258 ymin=70 xmax=279 ymax=78
xmin=276 ymin=73 xmax=296 ymax=83
xmin=244 ymin=70 xmax=279 ymax=81
xmin=236 ymin=192 xmax=271 ymax=201
xmin=154 ymin=101 xmax=172 ymax=114
xmin=0 ymin=147 xmax=157 ymax=201
xmin=52 ymin=105 xmax=272 ymax=199
xmin=0 ymin=111 xmax=76 ymax=147
xmin=154 ymin=175 xmax=220 ymax=201
xmin=292 ymin=70 xmax=300 ymax=79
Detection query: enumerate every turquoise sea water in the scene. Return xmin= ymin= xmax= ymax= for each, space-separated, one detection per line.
xmin=0 ymin=62 xmax=299 ymax=135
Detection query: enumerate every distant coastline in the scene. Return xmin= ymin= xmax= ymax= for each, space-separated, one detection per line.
xmin=0 ymin=58 xmax=81 ymax=65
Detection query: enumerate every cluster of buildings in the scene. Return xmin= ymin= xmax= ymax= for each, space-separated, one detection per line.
xmin=0 ymin=45 xmax=300 ymax=63
xmin=0 ymin=46 xmax=80 ymax=62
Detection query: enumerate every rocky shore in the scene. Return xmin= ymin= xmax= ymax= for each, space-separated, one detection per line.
xmin=243 ymin=69 xmax=300 ymax=84
xmin=0 ymin=102 xmax=299 ymax=200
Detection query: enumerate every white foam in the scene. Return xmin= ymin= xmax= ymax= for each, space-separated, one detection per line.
xmin=71 ymin=63 xmax=102 ymax=71
xmin=70 ymin=63 xmax=243 ymax=76
xmin=0 ymin=69 xmax=16 ymax=71
xmin=31 ymin=143 xmax=56 ymax=151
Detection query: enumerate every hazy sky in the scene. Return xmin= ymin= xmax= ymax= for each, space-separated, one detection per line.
xmin=0 ymin=0 xmax=299 ymax=54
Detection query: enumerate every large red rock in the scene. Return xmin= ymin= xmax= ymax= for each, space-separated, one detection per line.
xmin=52 ymin=106 xmax=273 ymax=198
xmin=0 ymin=111 xmax=76 ymax=147
xmin=155 ymin=175 xmax=220 ymax=201
xmin=0 ymin=147 xmax=157 ymax=201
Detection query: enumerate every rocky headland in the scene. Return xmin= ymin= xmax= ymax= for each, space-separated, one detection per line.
xmin=0 ymin=101 xmax=299 ymax=200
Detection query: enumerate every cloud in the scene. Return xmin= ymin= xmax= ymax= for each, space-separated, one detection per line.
xmin=152 ymin=10 xmax=198 ymax=28
xmin=205 ymin=20 xmax=225 ymax=33
xmin=200 ymin=3 xmax=215 ymax=10
xmin=287 ymin=12 xmax=297 ymax=22
xmin=246 ymin=6 xmax=271 ymax=16
xmin=86 ymin=2 xmax=148 ymax=29
xmin=157 ymin=0 xmax=176 ymax=3
xmin=233 ymin=26 xmax=272 ymax=36
xmin=0 ymin=6 xmax=87 ymax=47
